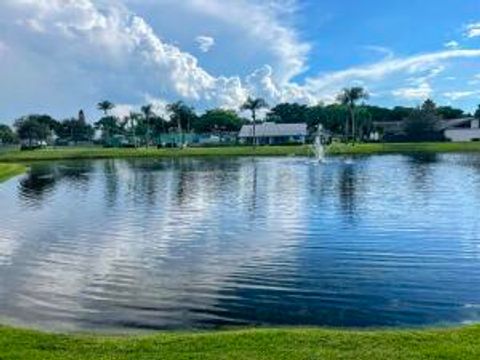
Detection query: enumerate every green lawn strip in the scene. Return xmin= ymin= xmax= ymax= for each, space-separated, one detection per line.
xmin=0 ymin=325 xmax=478 ymax=359
xmin=0 ymin=146 xmax=312 ymax=162
xmin=0 ymin=163 xmax=26 ymax=183
xmin=327 ymin=141 xmax=480 ymax=155
xmin=1 ymin=142 xmax=480 ymax=163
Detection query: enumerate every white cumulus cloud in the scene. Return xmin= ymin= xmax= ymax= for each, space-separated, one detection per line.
xmin=1 ymin=0 xmax=480 ymax=121
xmin=444 ymin=40 xmax=459 ymax=49
xmin=195 ymin=35 xmax=215 ymax=53
xmin=465 ymin=22 xmax=480 ymax=38
xmin=443 ymin=90 xmax=479 ymax=101
xmin=392 ymin=83 xmax=433 ymax=101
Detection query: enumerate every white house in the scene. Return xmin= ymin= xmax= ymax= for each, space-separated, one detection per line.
xmin=238 ymin=122 xmax=308 ymax=145
xmin=442 ymin=118 xmax=480 ymax=142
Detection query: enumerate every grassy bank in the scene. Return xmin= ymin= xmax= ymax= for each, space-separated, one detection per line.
xmin=1 ymin=142 xmax=480 ymax=163
xmin=327 ymin=141 xmax=480 ymax=155
xmin=0 ymin=325 xmax=478 ymax=359
xmin=0 ymin=146 xmax=311 ymax=162
xmin=0 ymin=163 xmax=26 ymax=183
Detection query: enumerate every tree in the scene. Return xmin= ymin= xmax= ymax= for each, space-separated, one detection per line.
xmin=141 ymin=104 xmax=155 ymax=147
xmin=14 ymin=115 xmax=55 ymax=146
xmin=266 ymin=103 xmax=308 ymax=124
xmin=97 ymin=101 xmax=115 ymax=116
xmin=240 ymin=97 xmax=268 ymax=147
xmin=355 ymin=106 xmax=374 ymax=140
xmin=0 ymin=124 xmax=17 ymax=144
xmin=421 ymin=98 xmax=437 ymax=113
xmin=149 ymin=115 xmax=169 ymax=137
xmin=195 ymin=109 xmax=244 ymax=133
xmin=403 ymin=99 xmax=440 ymax=141
xmin=437 ymin=106 xmax=464 ymax=120
xmin=475 ymin=105 xmax=480 ymax=120
xmin=54 ymin=110 xmax=93 ymax=144
xmin=56 ymin=118 xmax=94 ymax=144
xmin=306 ymin=103 xmax=348 ymax=135
xmin=94 ymin=116 xmax=122 ymax=145
xmin=125 ymin=111 xmax=143 ymax=147
xmin=337 ymin=87 xmax=369 ymax=141
xmin=166 ymin=101 xmax=198 ymax=145
xmin=390 ymin=106 xmax=415 ymax=121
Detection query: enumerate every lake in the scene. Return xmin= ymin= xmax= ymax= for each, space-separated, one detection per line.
xmin=0 ymin=154 xmax=479 ymax=331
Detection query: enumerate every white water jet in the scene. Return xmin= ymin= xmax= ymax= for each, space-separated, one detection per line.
xmin=313 ymin=124 xmax=326 ymax=163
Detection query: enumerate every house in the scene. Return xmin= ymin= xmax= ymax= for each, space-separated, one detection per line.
xmin=441 ymin=118 xmax=480 ymax=142
xmin=238 ymin=122 xmax=308 ymax=145
xmin=372 ymin=118 xmax=480 ymax=142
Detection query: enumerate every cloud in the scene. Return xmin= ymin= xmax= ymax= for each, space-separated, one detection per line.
xmin=195 ymin=35 xmax=215 ymax=53
xmin=465 ymin=22 xmax=480 ymax=38
xmin=443 ymin=90 xmax=479 ymax=101
xmin=444 ymin=41 xmax=459 ymax=49
xmin=111 ymin=104 xmax=135 ymax=119
xmin=178 ymin=0 xmax=310 ymax=82
xmin=363 ymin=45 xmax=395 ymax=60
xmin=304 ymin=49 xmax=480 ymax=102
xmin=0 ymin=0 xmax=251 ymax=110
xmin=468 ymin=74 xmax=480 ymax=85
xmin=1 ymin=0 xmax=480 ymax=121
xmin=392 ymin=82 xmax=433 ymax=101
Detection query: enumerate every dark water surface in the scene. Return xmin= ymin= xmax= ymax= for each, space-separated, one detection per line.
xmin=0 ymin=154 xmax=480 ymax=331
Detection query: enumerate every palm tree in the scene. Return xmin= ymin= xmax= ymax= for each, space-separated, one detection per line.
xmin=337 ymin=87 xmax=369 ymax=142
xmin=97 ymin=101 xmax=115 ymax=116
xmin=127 ymin=111 xmax=143 ymax=147
xmin=141 ymin=104 xmax=154 ymax=147
xmin=241 ymin=97 xmax=268 ymax=147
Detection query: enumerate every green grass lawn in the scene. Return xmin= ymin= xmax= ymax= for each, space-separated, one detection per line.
xmin=327 ymin=141 xmax=480 ymax=155
xmin=0 ymin=163 xmax=26 ymax=183
xmin=1 ymin=142 xmax=480 ymax=164
xmin=0 ymin=325 xmax=479 ymax=359
xmin=0 ymin=145 xmax=312 ymax=162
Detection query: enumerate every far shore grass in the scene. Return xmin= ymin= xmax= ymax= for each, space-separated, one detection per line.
xmin=0 ymin=324 xmax=479 ymax=360
xmin=1 ymin=141 xmax=480 ymax=164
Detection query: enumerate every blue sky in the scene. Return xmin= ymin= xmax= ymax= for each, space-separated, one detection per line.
xmin=0 ymin=0 xmax=480 ymax=123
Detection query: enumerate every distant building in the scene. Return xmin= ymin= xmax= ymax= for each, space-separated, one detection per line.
xmin=373 ymin=121 xmax=404 ymax=137
xmin=238 ymin=122 xmax=307 ymax=145
xmin=442 ymin=118 xmax=480 ymax=142
xmin=372 ymin=118 xmax=480 ymax=142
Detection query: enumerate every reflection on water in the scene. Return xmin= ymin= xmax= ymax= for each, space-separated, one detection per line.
xmin=0 ymin=154 xmax=480 ymax=331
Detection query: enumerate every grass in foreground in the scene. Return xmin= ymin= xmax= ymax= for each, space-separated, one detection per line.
xmin=0 ymin=325 xmax=479 ymax=359
xmin=0 ymin=163 xmax=26 ymax=183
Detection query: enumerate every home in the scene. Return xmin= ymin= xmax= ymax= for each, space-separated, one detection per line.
xmin=442 ymin=118 xmax=480 ymax=142
xmin=238 ymin=122 xmax=308 ymax=145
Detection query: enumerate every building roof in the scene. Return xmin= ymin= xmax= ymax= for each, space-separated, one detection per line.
xmin=437 ymin=118 xmax=475 ymax=131
xmin=239 ymin=122 xmax=307 ymax=138
xmin=373 ymin=121 xmax=403 ymax=134
xmin=373 ymin=118 xmax=476 ymax=134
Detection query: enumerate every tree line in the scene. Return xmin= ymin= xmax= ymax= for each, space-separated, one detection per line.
xmin=1 ymin=87 xmax=480 ymax=146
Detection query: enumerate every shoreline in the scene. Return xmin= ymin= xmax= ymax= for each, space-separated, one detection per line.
xmin=2 ymin=142 xmax=480 ymax=182
xmin=0 ymin=324 xmax=479 ymax=359
xmin=0 ymin=142 xmax=480 ymax=164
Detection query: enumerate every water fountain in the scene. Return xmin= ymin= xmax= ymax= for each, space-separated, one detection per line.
xmin=313 ymin=124 xmax=326 ymax=163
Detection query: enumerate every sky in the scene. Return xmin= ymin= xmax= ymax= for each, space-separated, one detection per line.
xmin=1 ymin=0 xmax=480 ymax=123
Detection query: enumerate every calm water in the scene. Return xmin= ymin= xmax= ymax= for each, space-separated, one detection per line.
xmin=0 ymin=154 xmax=480 ymax=331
